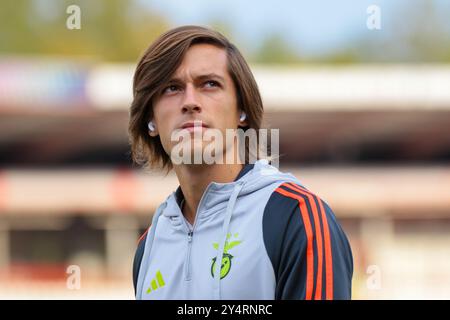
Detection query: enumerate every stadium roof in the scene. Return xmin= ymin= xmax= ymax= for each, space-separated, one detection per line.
xmin=1 ymin=59 xmax=450 ymax=111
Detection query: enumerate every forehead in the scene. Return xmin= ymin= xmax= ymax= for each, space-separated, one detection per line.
xmin=173 ymin=43 xmax=229 ymax=79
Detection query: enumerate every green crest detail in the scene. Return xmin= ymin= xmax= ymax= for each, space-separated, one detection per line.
xmin=211 ymin=233 xmax=242 ymax=279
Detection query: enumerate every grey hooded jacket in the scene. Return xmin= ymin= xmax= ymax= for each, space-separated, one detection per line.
xmin=133 ymin=159 xmax=353 ymax=300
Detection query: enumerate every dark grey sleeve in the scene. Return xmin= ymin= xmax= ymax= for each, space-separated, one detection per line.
xmin=132 ymin=233 xmax=147 ymax=296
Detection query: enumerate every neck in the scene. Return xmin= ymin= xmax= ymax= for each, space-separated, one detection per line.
xmin=174 ymin=163 xmax=244 ymax=225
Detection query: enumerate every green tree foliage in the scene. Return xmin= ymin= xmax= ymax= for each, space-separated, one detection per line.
xmin=0 ymin=0 xmax=170 ymax=62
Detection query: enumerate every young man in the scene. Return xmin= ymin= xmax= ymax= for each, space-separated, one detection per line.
xmin=129 ymin=25 xmax=353 ymax=300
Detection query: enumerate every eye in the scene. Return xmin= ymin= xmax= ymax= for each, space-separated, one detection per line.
xmin=162 ymin=84 xmax=180 ymax=95
xmin=204 ymin=80 xmax=220 ymax=88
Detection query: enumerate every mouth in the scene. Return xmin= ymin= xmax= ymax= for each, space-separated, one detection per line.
xmin=180 ymin=121 xmax=209 ymax=130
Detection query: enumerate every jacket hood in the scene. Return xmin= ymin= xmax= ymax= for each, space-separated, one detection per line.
xmin=162 ymin=159 xmax=301 ymax=222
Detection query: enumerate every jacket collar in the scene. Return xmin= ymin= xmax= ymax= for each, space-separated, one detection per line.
xmin=173 ymin=163 xmax=255 ymax=208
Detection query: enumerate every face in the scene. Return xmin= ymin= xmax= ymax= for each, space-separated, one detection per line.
xmin=149 ymin=43 xmax=247 ymax=164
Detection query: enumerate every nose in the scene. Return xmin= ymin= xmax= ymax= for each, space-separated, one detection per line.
xmin=181 ymin=83 xmax=201 ymax=113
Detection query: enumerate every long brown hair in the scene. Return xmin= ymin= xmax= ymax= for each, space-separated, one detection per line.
xmin=128 ymin=25 xmax=264 ymax=171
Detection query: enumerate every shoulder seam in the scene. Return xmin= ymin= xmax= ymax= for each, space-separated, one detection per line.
xmin=137 ymin=225 xmax=151 ymax=244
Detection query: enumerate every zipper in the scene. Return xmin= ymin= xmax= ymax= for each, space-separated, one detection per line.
xmin=182 ymin=184 xmax=213 ymax=281
xmin=184 ymin=230 xmax=194 ymax=281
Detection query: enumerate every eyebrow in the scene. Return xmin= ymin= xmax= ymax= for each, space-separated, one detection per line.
xmin=169 ymin=73 xmax=225 ymax=84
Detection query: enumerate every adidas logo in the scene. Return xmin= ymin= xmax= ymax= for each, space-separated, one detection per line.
xmin=146 ymin=270 xmax=165 ymax=294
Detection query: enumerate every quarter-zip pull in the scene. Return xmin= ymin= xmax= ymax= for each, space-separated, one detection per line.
xmin=185 ymin=230 xmax=194 ymax=281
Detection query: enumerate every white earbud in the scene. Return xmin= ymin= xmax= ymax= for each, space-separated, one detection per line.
xmin=239 ymin=111 xmax=247 ymax=122
xmin=148 ymin=121 xmax=155 ymax=132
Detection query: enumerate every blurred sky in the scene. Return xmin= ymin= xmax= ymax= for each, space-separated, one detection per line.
xmin=143 ymin=0 xmax=450 ymax=57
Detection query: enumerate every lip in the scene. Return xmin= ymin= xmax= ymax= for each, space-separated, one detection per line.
xmin=180 ymin=121 xmax=209 ymax=129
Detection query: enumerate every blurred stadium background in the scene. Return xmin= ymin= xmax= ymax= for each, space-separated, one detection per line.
xmin=1 ymin=0 xmax=450 ymax=299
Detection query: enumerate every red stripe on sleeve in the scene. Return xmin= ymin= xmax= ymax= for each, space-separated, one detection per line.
xmin=282 ymin=183 xmax=334 ymax=300
xmin=275 ymin=186 xmax=315 ymax=300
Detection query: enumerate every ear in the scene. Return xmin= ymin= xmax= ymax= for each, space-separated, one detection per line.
xmin=148 ymin=121 xmax=159 ymax=137
xmin=238 ymin=111 xmax=248 ymax=128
